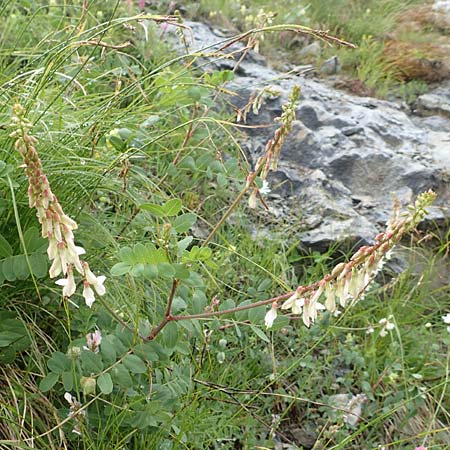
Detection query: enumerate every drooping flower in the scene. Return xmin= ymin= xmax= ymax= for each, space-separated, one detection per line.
xmin=265 ymin=303 xmax=278 ymax=329
xmin=82 ymin=282 xmax=96 ymax=308
xmin=55 ymin=265 xmax=76 ymax=297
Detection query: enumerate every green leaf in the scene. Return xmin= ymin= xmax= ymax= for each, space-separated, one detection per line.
xmin=143 ymin=264 xmax=158 ymax=279
xmin=100 ymin=335 xmax=118 ymax=365
xmin=39 ymin=372 xmax=59 ymax=392
xmin=2 ymin=258 xmax=15 ymax=281
xmin=248 ymin=305 xmax=266 ymax=324
xmin=123 ymin=354 xmax=147 ymax=374
xmin=172 ymin=264 xmax=189 ymax=280
xmin=130 ymin=263 xmax=145 ymax=277
xmin=118 ymin=247 xmax=134 ymax=264
xmin=133 ymin=342 xmax=160 ymax=362
xmin=81 ymin=350 xmax=104 ymax=374
xmin=235 ymin=300 xmax=251 ymax=321
xmin=0 ymin=331 xmax=24 ymax=347
xmin=62 ymin=371 xmax=74 ymax=391
xmin=177 ymin=236 xmax=193 ymax=255
xmin=162 ymin=322 xmax=178 ymax=349
xmin=158 ymin=263 xmax=176 ymax=279
xmin=250 ymin=325 xmax=271 ymax=343
xmin=23 ymin=227 xmax=46 ymax=252
xmin=140 ymin=115 xmax=160 ymax=129
xmin=140 ymin=203 xmax=166 ymax=217
xmin=0 ymin=234 xmax=12 ymax=257
xmin=97 ymin=373 xmax=113 ymax=394
xmin=192 ymin=290 xmax=207 ymax=314
xmin=173 ymin=213 xmax=197 ymax=233
xmin=47 ymin=352 xmax=71 ymax=374
xmin=133 ymin=243 xmax=149 ymax=262
xmin=163 ymin=198 xmax=182 ymax=216
xmin=110 ymin=262 xmax=131 ymax=276
xmin=13 ymin=255 xmax=29 ymax=280
xmin=112 ymin=364 xmax=133 ymax=388
xmin=29 ymin=253 xmax=48 ymax=278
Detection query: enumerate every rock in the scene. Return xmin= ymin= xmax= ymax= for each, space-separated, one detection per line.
xmin=173 ymin=22 xmax=450 ymax=249
xmin=298 ymin=41 xmax=321 ymax=58
xmin=433 ymin=0 xmax=450 ymax=13
xmin=328 ymin=393 xmax=368 ymax=427
xmin=320 ymin=56 xmax=341 ymax=75
xmin=414 ymin=82 xmax=450 ymax=117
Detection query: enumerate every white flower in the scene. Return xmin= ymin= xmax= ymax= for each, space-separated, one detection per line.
xmin=442 ymin=313 xmax=450 ymax=324
xmin=49 ymin=254 xmax=62 ymax=278
xmin=92 ymin=275 xmax=106 ymax=296
xmin=265 ymin=303 xmax=278 ymax=329
xmin=366 ymin=327 xmax=375 ymax=334
xmin=64 ymin=392 xmax=75 ymax=405
xmin=281 ymin=289 xmax=304 ymax=314
xmin=55 ymin=265 xmax=76 ymax=297
xmin=83 ymin=263 xmax=106 ymax=296
xmin=259 ymin=180 xmax=271 ymax=195
xmin=379 ymin=316 xmax=395 ymax=337
xmin=302 ymin=298 xmax=325 ymax=327
xmin=82 ymin=282 xmax=96 ymax=308
xmin=324 ymin=282 xmax=336 ymax=312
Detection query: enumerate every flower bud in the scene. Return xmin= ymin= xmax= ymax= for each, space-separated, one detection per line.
xmin=80 ymin=376 xmax=96 ymax=396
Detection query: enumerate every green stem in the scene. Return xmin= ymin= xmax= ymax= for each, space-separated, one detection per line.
xmin=7 ymin=175 xmax=42 ymax=302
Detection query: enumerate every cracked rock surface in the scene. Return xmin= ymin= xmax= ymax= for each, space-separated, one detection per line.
xmin=177 ymin=21 xmax=450 ymax=248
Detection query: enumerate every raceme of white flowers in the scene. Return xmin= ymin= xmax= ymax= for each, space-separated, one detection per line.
xmin=265 ymin=190 xmax=436 ymax=329
xmin=11 ymin=104 xmax=106 ymax=307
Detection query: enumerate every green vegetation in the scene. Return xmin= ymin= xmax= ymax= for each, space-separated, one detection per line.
xmin=194 ymin=0 xmax=449 ymax=99
xmin=0 ymin=1 xmax=449 ymax=449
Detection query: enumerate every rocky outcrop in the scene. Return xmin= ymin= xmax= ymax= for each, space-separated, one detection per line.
xmin=176 ymin=21 xmax=450 ymax=249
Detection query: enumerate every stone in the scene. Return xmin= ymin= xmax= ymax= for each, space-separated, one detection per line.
xmin=414 ymin=82 xmax=450 ymax=117
xmin=320 ymin=56 xmax=341 ymax=75
xmin=173 ymin=21 xmax=450 ymax=249
xmin=298 ymin=41 xmax=321 ymax=58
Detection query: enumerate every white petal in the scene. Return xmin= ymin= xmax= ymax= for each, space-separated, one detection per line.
xmin=55 ymin=278 xmax=68 ymax=286
xmin=64 ymin=392 xmax=73 ymax=404
xmin=49 ymin=256 xmax=62 ymax=278
xmin=281 ymin=292 xmax=298 ymax=310
xmin=93 ymin=276 xmax=106 ymax=296
xmin=315 ymin=302 xmax=326 ymax=311
xmin=83 ymin=285 xmax=95 ymax=308
xmin=264 ymin=307 xmax=277 ymax=329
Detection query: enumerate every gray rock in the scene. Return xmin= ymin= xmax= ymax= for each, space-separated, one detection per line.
xmin=298 ymin=41 xmax=321 ymax=58
xmin=174 ymin=22 xmax=450 ymax=249
xmin=320 ymin=56 xmax=341 ymax=75
xmin=415 ymin=82 xmax=450 ymax=117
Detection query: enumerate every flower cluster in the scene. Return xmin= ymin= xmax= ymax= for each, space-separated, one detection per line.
xmin=248 ymin=85 xmax=300 ymax=208
xmin=378 ymin=315 xmax=395 ymax=337
xmin=85 ymin=330 xmax=102 ymax=353
xmin=64 ymin=392 xmax=86 ymax=435
xmin=10 ymin=104 xmax=106 ymax=307
xmin=265 ymin=190 xmax=436 ymax=328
